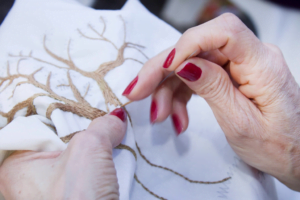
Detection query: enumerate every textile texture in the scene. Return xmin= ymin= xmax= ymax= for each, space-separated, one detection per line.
xmin=0 ymin=0 xmax=277 ymax=199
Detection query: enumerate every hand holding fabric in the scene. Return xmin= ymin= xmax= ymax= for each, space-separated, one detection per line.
xmin=123 ymin=13 xmax=300 ymax=191
xmin=0 ymin=108 xmax=127 ymax=200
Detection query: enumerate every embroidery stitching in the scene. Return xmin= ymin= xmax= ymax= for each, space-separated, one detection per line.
xmin=0 ymin=16 xmax=231 ymax=200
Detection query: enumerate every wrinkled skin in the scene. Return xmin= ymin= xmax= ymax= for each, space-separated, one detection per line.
xmin=0 ymin=113 xmax=127 ymax=200
xmin=1 ymin=13 xmax=300 ymax=199
xmin=124 ymin=13 xmax=300 ymax=191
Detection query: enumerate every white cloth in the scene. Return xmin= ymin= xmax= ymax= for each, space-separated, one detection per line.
xmin=0 ymin=0 xmax=277 ymax=199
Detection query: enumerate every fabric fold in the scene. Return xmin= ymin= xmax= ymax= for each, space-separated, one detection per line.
xmin=0 ymin=0 xmax=279 ymax=199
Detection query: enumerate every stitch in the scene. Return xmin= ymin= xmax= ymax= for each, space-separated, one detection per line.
xmin=46 ymin=102 xmax=106 ymax=120
xmin=115 ymin=143 xmax=137 ymax=160
xmin=60 ymin=130 xmax=85 ymax=143
xmin=134 ymin=174 xmax=167 ymax=200
xmin=136 ymin=142 xmax=230 ymax=184
xmin=0 ymin=16 xmax=231 ymax=200
xmin=0 ymin=93 xmax=49 ymax=123
xmin=0 ymin=63 xmax=106 ymax=123
xmin=42 ymin=122 xmax=57 ymax=134
xmin=10 ymin=18 xmax=148 ymax=112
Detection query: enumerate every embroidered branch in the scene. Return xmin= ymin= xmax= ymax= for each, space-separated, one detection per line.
xmin=0 ymin=16 xmax=231 ymax=200
xmin=9 ymin=16 xmax=148 ymax=112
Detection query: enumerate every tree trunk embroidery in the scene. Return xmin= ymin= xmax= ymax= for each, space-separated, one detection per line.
xmin=0 ymin=16 xmax=230 ymax=200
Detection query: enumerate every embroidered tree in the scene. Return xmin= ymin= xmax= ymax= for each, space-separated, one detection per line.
xmin=0 ymin=16 xmax=230 ymax=200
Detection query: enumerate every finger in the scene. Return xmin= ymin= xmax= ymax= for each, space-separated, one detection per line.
xmin=163 ymin=13 xmax=262 ymax=85
xmin=67 ymin=107 xmax=127 ymax=155
xmin=150 ymin=75 xmax=182 ymax=123
xmin=171 ymin=83 xmax=193 ymax=135
xmin=123 ymin=46 xmax=228 ymax=100
xmin=174 ymin=57 xmax=257 ymax=118
xmin=122 ymin=47 xmax=174 ymax=100
xmin=57 ymin=108 xmax=127 ymax=199
xmin=85 ymin=107 xmax=127 ymax=148
xmin=198 ymin=49 xmax=228 ymax=67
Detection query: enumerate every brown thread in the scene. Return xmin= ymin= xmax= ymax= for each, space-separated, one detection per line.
xmin=0 ymin=16 xmax=230 ymax=199
xmin=0 ymin=61 xmax=107 ymax=122
xmin=121 ymin=101 xmax=133 ymax=107
xmin=59 ymin=130 xmax=165 ymax=200
xmin=134 ymin=174 xmax=167 ymax=200
xmin=0 ymin=93 xmax=49 ymax=123
xmin=59 ymin=130 xmax=137 ymax=162
xmin=136 ymin=142 xmax=231 ymax=184
xmin=9 ymin=17 xmax=148 ymax=112
xmin=42 ymin=122 xmax=57 ymax=134
xmin=60 ymin=130 xmax=85 ymax=143
xmin=46 ymin=102 xmax=106 ymax=120
xmin=115 ymin=143 xmax=137 ymax=160
xmin=66 ymin=71 xmax=89 ymax=105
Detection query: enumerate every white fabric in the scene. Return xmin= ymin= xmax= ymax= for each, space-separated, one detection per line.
xmin=0 ymin=0 xmax=278 ymax=199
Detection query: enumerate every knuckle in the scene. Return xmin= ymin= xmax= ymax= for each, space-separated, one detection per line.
xmin=182 ymin=27 xmax=197 ymax=39
xmin=198 ymin=71 xmax=230 ymax=102
xmin=218 ymin=13 xmax=246 ymax=35
xmin=265 ymin=44 xmax=284 ymax=62
xmin=262 ymin=43 xmax=288 ymax=83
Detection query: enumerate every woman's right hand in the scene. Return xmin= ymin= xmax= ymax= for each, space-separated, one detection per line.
xmin=122 ymin=13 xmax=300 ymax=191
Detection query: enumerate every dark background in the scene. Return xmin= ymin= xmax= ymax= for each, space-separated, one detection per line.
xmin=0 ymin=0 xmax=299 ymax=25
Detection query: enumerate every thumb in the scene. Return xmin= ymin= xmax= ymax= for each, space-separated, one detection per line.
xmin=55 ymin=108 xmax=127 ymax=199
xmin=85 ymin=107 xmax=128 ymax=148
xmin=66 ymin=107 xmax=127 ymax=161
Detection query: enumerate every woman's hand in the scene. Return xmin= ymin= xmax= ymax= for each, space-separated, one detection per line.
xmin=0 ymin=108 xmax=127 ymax=200
xmin=122 ymin=13 xmax=300 ymax=191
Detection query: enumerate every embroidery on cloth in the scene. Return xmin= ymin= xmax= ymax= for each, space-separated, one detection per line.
xmin=0 ymin=16 xmax=230 ymax=199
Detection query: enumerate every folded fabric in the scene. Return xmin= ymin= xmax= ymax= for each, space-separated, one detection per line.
xmin=0 ymin=0 xmax=277 ymax=199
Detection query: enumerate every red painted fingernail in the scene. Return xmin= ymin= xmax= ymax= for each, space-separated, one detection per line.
xmin=177 ymin=63 xmax=202 ymax=82
xmin=163 ymin=48 xmax=176 ymax=68
xmin=172 ymin=114 xmax=183 ymax=135
xmin=110 ymin=108 xmax=127 ymax=122
xmin=150 ymin=99 xmax=158 ymax=124
xmin=122 ymin=76 xmax=138 ymax=96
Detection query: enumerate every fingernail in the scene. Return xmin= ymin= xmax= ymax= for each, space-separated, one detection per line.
xmin=163 ymin=48 xmax=176 ymax=68
xmin=177 ymin=63 xmax=202 ymax=82
xmin=110 ymin=108 xmax=127 ymax=122
xmin=122 ymin=76 xmax=138 ymax=96
xmin=150 ymin=99 xmax=158 ymax=124
xmin=172 ymin=114 xmax=183 ymax=135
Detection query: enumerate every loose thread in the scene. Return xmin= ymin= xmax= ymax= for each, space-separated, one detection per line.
xmin=134 ymin=174 xmax=167 ymax=200
xmin=60 ymin=132 xmax=165 ymax=200
xmin=136 ymin=142 xmax=231 ymax=184
xmin=121 ymin=101 xmax=133 ymax=107
xmin=115 ymin=143 xmax=137 ymax=161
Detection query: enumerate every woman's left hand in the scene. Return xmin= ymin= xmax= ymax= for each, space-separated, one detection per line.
xmin=0 ymin=108 xmax=127 ymax=200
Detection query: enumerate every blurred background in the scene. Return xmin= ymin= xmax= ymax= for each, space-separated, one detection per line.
xmin=1 ymin=0 xmax=300 ymax=35
xmin=1 ymin=0 xmax=300 ymax=199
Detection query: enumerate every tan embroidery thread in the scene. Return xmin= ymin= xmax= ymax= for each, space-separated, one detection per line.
xmin=0 ymin=16 xmax=230 ymax=200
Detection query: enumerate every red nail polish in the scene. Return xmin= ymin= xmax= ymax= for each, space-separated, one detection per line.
xmin=122 ymin=76 xmax=138 ymax=96
xmin=177 ymin=63 xmax=202 ymax=82
xmin=172 ymin=114 xmax=183 ymax=135
xmin=163 ymin=48 xmax=176 ymax=68
xmin=110 ymin=108 xmax=127 ymax=122
xmin=150 ymin=99 xmax=158 ymax=123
